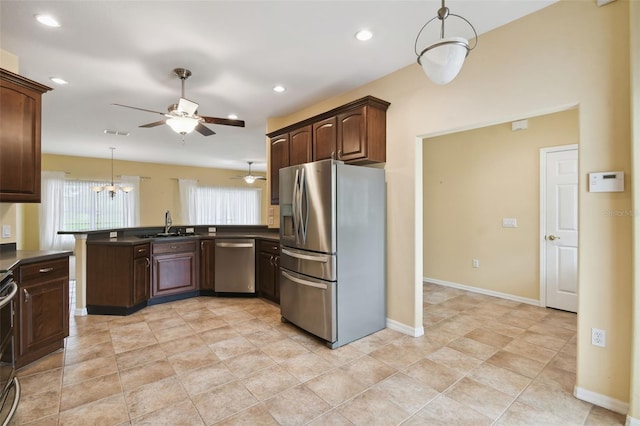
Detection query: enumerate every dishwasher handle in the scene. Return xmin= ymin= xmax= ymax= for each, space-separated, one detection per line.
xmin=215 ymin=242 xmax=254 ymax=248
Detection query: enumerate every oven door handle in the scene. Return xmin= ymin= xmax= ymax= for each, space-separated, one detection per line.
xmin=0 ymin=282 xmax=17 ymax=309
xmin=2 ymin=377 xmax=20 ymax=426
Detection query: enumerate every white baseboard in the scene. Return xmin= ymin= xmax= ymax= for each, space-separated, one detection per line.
xmin=386 ymin=318 xmax=424 ymax=337
xmin=424 ymin=277 xmax=541 ymax=306
xmin=74 ymin=307 xmax=87 ymax=316
xmin=574 ymin=386 xmax=629 ymax=415
xmin=627 ymin=415 xmax=640 ymax=426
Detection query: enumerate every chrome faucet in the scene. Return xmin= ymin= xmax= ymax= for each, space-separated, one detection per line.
xmin=164 ymin=210 xmax=172 ymax=234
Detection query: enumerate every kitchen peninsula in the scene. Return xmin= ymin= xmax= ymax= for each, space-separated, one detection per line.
xmin=60 ymin=225 xmax=279 ymax=316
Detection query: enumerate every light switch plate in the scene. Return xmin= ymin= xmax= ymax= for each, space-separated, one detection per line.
xmin=1 ymin=225 xmax=10 ymax=238
xmin=186 ymin=227 xmax=194 ymax=233
xmin=502 ymin=218 xmax=518 ymax=228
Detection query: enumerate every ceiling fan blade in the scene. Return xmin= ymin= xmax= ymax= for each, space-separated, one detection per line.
xmin=177 ymin=98 xmax=199 ymax=116
xmin=195 ymin=123 xmax=215 ymax=136
xmin=113 ymin=104 xmax=166 ymax=116
xmin=201 ymin=116 xmax=245 ymax=127
xmin=139 ymin=120 xmax=167 ymax=128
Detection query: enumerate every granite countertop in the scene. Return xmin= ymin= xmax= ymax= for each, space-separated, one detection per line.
xmin=0 ymin=250 xmax=73 ymax=273
xmin=86 ymin=231 xmax=280 ymax=245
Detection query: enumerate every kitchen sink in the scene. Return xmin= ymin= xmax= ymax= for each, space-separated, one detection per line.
xmin=137 ymin=232 xmax=198 ymax=239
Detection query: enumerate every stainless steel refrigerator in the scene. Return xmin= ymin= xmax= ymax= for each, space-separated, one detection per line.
xmin=279 ymin=159 xmax=385 ymax=348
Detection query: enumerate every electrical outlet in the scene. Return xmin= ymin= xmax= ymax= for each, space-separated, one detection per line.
xmin=1 ymin=225 xmax=10 ymax=238
xmin=208 ymin=227 xmax=216 ymax=234
xmin=109 ymin=231 xmax=117 ymax=238
xmin=502 ymin=218 xmax=518 ymax=228
xmin=186 ymin=227 xmax=194 ymax=233
xmin=591 ymin=328 xmax=606 ymax=347
xmin=472 ymin=259 xmax=480 ymax=268
xmin=268 ymin=217 xmax=274 ymax=225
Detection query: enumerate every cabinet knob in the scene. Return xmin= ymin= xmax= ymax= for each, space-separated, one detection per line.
xmin=39 ymin=267 xmax=54 ymax=273
xmin=337 ymin=150 xmax=342 ymax=159
xmin=145 ymin=258 xmax=150 ymax=268
xmin=331 ymin=151 xmax=335 ymax=160
xmin=170 ymin=245 xmax=178 ymax=249
xmin=23 ymin=288 xmax=30 ymax=303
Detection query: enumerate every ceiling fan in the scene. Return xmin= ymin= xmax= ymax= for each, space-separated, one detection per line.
xmin=113 ymin=68 xmax=245 ymax=136
xmin=233 ymin=162 xmax=267 ymax=184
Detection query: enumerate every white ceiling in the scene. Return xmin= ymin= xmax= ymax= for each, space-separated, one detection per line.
xmin=0 ymin=0 xmax=557 ymax=172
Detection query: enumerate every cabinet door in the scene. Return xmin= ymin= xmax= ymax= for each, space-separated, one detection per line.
xmin=17 ymin=277 xmax=69 ymax=361
xmin=270 ymin=134 xmax=289 ymax=205
xmin=152 ymin=252 xmax=197 ymax=297
xmin=199 ymin=240 xmax=215 ymax=290
xmin=0 ymin=81 xmax=42 ymax=202
xmin=289 ymin=125 xmax=312 ymax=166
xmin=337 ymin=107 xmax=367 ymax=162
xmin=273 ymin=254 xmax=280 ymax=302
xmin=257 ymin=251 xmax=276 ymax=300
xmin=312 ymin=117 xmax=337 ymax=161
xmin=132 ymin=256 xmax=150 ymax=305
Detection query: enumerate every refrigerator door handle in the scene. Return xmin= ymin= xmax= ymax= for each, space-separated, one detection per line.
xmin=292 ymin=168 xmax=300 ymax=244
xmin=299 ymin=167 xmax=308 ymax=243
xmin=282 ymin=270 xmax=328 ymax=290
xmin=281 ymin=248 xmax=329 ymax=263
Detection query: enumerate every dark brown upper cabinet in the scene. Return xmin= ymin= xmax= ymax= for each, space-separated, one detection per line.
xmin=0 ymin=69 xmax=52 ymax=203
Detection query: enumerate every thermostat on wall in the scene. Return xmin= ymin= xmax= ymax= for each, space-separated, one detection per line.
xmin=589 ymin=171 xmax=624 ymax=192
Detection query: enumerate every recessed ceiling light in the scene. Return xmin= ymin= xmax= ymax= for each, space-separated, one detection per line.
xmin=273 ymin=85 xmax=286 ymax=93
xmin=35 ymin=14 xmax=60 ymax=27
xmin=228 ymin=114 xmax=238 ymax=120
xmin=49 ymin=77 xmax=68 ymax=85
xmin=355 ymin=29 xmax=373 ymax=41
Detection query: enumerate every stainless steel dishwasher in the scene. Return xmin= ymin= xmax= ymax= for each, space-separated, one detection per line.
xmin=214 ymin=239 xmax=256 ymax=294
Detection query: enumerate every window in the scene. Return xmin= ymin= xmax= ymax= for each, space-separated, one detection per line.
xmin=39 ymin=172 xmax=140 ymax=251
xmin=63 ymin=180 xmax=129 ymax=230
xmin=180 ymin=179 xmax=261 ymax=225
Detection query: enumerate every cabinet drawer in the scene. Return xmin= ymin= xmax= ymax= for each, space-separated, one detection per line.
xmin=152 ymin=240 xmax=197 ymax=254
xmin=20 ymin=257 xmax=69 ymax=283
xmin=258 ymin=240 xmax=280 ymax=255
xmin=133 ymin=244 xmax=150 ymax=258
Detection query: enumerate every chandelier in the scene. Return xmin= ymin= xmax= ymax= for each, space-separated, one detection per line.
xmin=414 ymin=0 xmax=478 ymax=85
xmin=92 ymin=147 xmax=133 ymax=198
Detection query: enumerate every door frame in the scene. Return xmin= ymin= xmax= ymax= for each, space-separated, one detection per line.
xmin=539 ymin=144 xmax=579 ymax=308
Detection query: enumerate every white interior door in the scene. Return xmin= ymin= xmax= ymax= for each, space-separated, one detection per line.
xmin=541 ymin=146 xmax=578 ymax=312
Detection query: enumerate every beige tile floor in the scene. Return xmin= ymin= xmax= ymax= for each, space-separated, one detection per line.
xmin=11 ymin=282 xmax=627 ymax=425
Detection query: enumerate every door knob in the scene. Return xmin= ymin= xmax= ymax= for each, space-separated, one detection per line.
xmin=547 ymin=235 xmax=560 ymax=241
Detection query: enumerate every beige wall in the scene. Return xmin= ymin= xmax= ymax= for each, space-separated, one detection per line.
xmin=629 ymin=0 xmax=639 ymax=420
xmin=20 ymin=154 xmax=267 ymax=250
xmin=268 ymin=0 xmax=633 ymax=409
xmin=423 ymin=109 xmax=579 ymax=300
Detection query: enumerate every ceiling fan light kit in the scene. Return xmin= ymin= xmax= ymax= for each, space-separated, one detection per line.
xmin=414 ymin=0 xmax=477 ymax=85
xmin=92 ymin=147 xmax=133 ymax=198
xmin=113 ymin=68 xmax=245 ymax=137
xmin=234 ymin=161 xmax=266 ymax=184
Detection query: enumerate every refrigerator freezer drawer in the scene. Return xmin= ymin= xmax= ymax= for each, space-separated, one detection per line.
xmin=280 ymin=269 xmax=336 ymax=343
xmin=280 ymin=247 xmax=336 ymax=282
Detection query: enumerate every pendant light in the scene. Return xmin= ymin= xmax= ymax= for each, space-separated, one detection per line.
xmin=92 ymin=147 xmax=133 ymax=198
xmin=414 ymin=0 xmax=478 ymax=85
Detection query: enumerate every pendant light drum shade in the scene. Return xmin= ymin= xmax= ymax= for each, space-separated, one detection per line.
xmin=417 ymin=36 xmax=470 ymax=85
xmin=414 ymin=0 xmax=477 ymax=85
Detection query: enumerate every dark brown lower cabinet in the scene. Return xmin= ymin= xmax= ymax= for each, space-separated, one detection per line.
xmin=151 ymin=240 xmax=197 ymax=298
xmin=16 ymin=256 xmax=69 ymax=368
xmin=199 ymin=239 xmax=215 ymax=291
xmin=257 ymin=240 xmax=280 ymax=303
xmin=86 ymin=243 xmax=150 ymax=314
